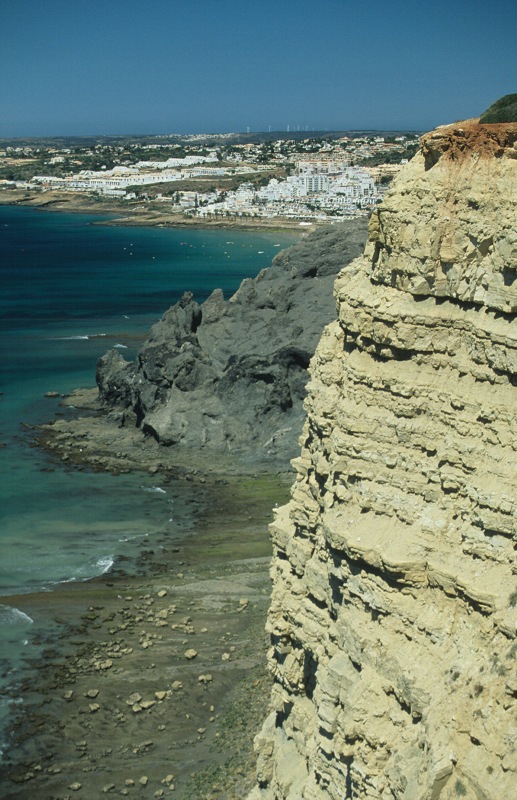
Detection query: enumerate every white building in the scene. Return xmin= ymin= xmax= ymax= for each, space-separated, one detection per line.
xmin=135 ymin=154 xmax=217 ymax=170
xmin=302 ymin=174 xmax=329 ymax=193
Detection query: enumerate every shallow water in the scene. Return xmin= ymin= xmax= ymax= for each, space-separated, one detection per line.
xmin=0 ymin=203 xmax=296 ymax=755
xmin=1 ymin=205 xmax=294 ymax=594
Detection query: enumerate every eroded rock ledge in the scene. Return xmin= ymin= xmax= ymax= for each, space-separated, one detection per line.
xmin=250 ymin=121 xmax=517 ymax=799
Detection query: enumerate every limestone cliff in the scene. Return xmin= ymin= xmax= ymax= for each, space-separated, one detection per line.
xmin=250 ymin=120 xmax=517 ymax=799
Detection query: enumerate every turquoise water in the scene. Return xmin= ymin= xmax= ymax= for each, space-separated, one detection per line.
xmin=0 ymin=203 xmax=296 ymax=752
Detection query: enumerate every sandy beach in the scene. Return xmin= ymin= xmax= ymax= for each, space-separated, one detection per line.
xmin=0 ymin=470 xmax=290 ymax=800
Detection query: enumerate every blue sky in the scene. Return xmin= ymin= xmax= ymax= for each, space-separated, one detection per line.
xmin=1 ymin=0 xmax=515 ymax=137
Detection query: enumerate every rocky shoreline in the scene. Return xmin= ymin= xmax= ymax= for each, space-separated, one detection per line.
xmin=38 ymin=219 xmax=368 ymax=477
xmin=0 ymin=471 xmax=290 ymax=800
xmin=1 ymin=214 xmax=370 ymax=798
xmin=34 ymin=389 xmax=257 ymax=479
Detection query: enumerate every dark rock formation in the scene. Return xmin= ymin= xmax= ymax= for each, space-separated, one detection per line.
xmin=95 ymin=220 xmax=368 ymax=469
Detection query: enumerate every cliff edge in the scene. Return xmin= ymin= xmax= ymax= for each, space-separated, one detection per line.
xmin=250 ymin=120 xmax=517 ymax=798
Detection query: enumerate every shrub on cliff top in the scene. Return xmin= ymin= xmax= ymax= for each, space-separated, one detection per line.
xmin=479 ymin=94 xmax=517 ymax=123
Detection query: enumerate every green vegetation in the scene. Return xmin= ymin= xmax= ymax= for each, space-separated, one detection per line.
xmin=509 ymin=586 xmax=517 ymax=607
xmin=127 ymin=168 xmax=287 ymax=199
xmin=358 ymin=142 xmax=419 ymax=166
xmin=121 ymin=144 xmax=188 ymax=162
xmin=454 ymin=779 xmax=467 ymax=796
xmin=0 ymin=156 xmax=65 ymax=181
xmin=479 ymin=94 xmax=517 ymax=123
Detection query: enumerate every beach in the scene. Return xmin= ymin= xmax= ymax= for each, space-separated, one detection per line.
xmin=1 ymin=471 xmax=290 ymax=800
xmin=0 ymin=188 xmax=317 ymax=233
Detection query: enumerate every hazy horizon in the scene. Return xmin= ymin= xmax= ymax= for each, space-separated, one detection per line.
xmin=0 ymin=126 xmax=426 ymax=143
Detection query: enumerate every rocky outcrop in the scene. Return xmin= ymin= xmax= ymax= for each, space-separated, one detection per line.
xmin=96 ymin=221 xmax=367 ymax=469
xmin=250 ymin=121 xmax=517 ymax=799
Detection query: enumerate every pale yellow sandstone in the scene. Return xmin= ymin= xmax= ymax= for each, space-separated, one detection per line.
xmin=250 ymin=121 xmax=517 ymax=800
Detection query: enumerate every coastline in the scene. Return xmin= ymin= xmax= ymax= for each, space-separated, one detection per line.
xmin=35 ymin=388 xmax=290 ymax=478
xmin=0 ymin=188 xmax=317 ymax=233
xmin=0 ymin=470 xmax=290 ymax=799
xmin=0 ymin=205 xmax=325 ymax=797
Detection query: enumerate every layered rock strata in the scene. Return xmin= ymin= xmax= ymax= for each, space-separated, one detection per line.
xmin=251 ymin=121 xmax=517 ymax=799
xmin=95 ymin=220 xmax=367 ymax=469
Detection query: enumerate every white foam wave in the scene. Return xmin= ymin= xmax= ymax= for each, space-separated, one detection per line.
xmin=50 ymin=333 xmax=107 ymax=341
xmin=96 ymin=555 xmax=114 ymax=574
xmin=0 ymin=605 xmax=34 ymax=626
xmin=0 ymin=697 xmax=23 ymax=707
xmin=118 ymin=533 xmax=140 ymax=542
xmin=141 ymin=486 xmax=166 ymax=494
xmin=114 ymin=343 xmax=128 ymax=349
xmin=60 ymin=554 xmax=114 ymax=584
xmin=50 ymin=335 xmax=89 ymax=341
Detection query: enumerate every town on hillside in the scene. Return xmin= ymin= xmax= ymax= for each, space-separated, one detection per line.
xmin=0 ymin=131 xmax=419 ymax=224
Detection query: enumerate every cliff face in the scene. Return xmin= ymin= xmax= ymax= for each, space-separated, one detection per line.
xmin=250 ymin=121 xmax=517 ymax=800
xmin=96 ymin=220 xmax=367 ymax=470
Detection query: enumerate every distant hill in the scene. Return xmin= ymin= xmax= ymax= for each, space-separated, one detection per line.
xmin=479 ymin=93 xmax=517 ymax=123
xmin=195 ymin=129 xmax=423 ymax=146
xmin=0 ymin=129 xmax=423 ymax=150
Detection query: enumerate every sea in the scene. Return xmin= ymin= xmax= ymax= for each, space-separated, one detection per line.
xmin=0 ymin=203 xmax=297 ymax=755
